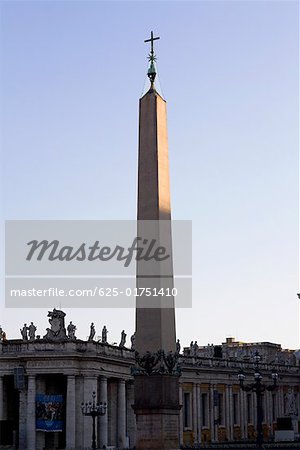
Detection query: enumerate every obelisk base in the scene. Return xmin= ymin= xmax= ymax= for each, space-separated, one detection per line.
xmin=134 ymin=375 xmax=180 ymax=450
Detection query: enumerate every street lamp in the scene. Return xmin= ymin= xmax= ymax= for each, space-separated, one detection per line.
xmin=238 ymin=351 xmax=278 ymax=449
xmin=81 ymin=391 xmax=107 ymax=449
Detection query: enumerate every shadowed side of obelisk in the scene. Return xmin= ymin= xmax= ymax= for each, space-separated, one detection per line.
xmin=133 ymin=32 xmax=180 ymax=450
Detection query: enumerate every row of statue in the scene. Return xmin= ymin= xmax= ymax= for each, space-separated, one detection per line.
xmin=184 ymin=342 xmax=297 ymax=367
xmin=88 ymin=324 xmax=128 ymax=348
xmin=18 ymin=318 xmax=134 ymax=349
xmin=5 ymin=317 xmax=181 ymax=354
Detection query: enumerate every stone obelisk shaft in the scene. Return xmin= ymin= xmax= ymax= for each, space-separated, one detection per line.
xmin=136 ymin=88 xmax=176 ymax=354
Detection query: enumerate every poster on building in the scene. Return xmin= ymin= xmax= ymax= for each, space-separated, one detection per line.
xmin=36 ymin=394 xmax=63 ymax=432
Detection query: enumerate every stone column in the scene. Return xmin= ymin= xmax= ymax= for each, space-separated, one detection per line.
xmin=277 ymin=388 xmax=281 ymax=416
xmin=117 ymin=379 xmax=126 ymax=449
xmin=214 ymin=385 xmax=218 ymax=442
xmin=228 ymin=385 xmax=233 ymax=440
xmin=240 ymin=391 xmax=246 ymax=439
xmin=243 ymin=391 xmax=248 ymax=437
xmin=98 ymin=376 xmax=108 ymax=449
xmin=253 ymin=391 xmax=257 ymax=427
xmin=192 ymin=383 xmax=198 ymax=444
xmin=196 ymin=384 xmax=201 ymax=444
xmin=18 ymin=390 xmax=27 ymax=450
xmin=83 ymin=376 xmax=98 ymax=449
xmin=279 ymin=387 xmax=284 ymax=416
xmin=209 ymin=384 xmax=215 ymax=442
xmin=0 ymin=376 xmax=3 ymax=420
xmin=179 ymin=383 xmax=183 ymax=447
xmin=251 ymin=392 xmax=255 ymax=425
xmin=26 ymin=375 xmax=36 ymax=450
xmin=263 ymin=393 xmax=267 ymax=429
xmin=126 ymin=380 xmax=136 ymax=449
xmin=266 ymin=391 xmax=271 ymax=428
xmin=66 ymin=375 xmax=76 ymax=450
xmin=225 ymin=386 xmax=230 ymax=441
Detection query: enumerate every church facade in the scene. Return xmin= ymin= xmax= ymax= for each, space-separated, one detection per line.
xmin=0 ymin=313 xmax=299 ymax=450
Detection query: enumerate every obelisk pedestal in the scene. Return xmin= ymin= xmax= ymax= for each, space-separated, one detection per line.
xmin=134 ymin=374 xmax=180 ymax=450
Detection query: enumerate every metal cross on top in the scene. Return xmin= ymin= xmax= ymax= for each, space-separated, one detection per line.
xmin=144 ymin=31 xmax=160 ymax=60
xmin=144 ymin=31 xmax=160 ymax=85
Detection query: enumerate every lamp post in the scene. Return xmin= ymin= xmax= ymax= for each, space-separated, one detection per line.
xmin=81 ymin=391 xmax=107 ymax=449
xmin=238 ymin=351 xmax=278 ymax=449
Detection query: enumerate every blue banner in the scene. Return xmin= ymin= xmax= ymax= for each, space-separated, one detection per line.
xmin=36 ymin=394 xmax=63 ymax=432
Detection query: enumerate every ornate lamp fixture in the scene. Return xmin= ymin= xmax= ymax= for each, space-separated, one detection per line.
xmin=81 ymin=391 xmax=107 ymax=450
xmin=238 ymin=351 xmax=278 ymax=449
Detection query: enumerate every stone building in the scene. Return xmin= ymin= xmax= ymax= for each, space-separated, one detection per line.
xmin=0 ymin=313 xmax=299 ymax=449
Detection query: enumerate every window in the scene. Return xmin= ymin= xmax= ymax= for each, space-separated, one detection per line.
xmin=233 ymin=393 xmax=239 ymax=425
xmin=247 ymin=394 xmax=252 ymax=423
xmin=201 ymin=393 xmax=208 ymax=427
xmin=184 ymin=392 xmax=191 ymax=429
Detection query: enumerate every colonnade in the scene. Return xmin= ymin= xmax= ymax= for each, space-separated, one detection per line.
xmin=0 ymin=374 xmax=298 ymax=449
xmin=179 ymin=382 xmax=292 ymax=446
xmin=0 ymin=373 xmax=131 ymax=450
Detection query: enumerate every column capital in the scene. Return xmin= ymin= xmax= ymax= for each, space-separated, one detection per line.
xmin=100 ymin=375 xmax=108 ymax=381
xmin=83 ymin=374 xmax=98 ymax=379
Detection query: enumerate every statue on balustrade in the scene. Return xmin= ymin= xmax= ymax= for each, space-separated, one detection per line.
xmin=88 ymin=322 xmax=96 ymax=341
xmin=28 ymin=322 xmax=37 ymax=341
xmin=120 ymin=330 xmax=127 ymax=348
xmin=131 ymin=332 xmax=136 ymax=350
xmin=67 ymin=321 xmax=77 ymax=340
xmin=190 ymin=341 xmax=194 ymax=356
xmin=20 ymin=324 xmax=28 ymax=341
xmin=193 ymin=341 xmax=199 ymax=356
xmin=0 ymin=326 xmax=6 ymax=342
xmin=102 ymin=325 xmax=108 ymax=343
xmin=44 ymin=309 xmax=67 ymax=341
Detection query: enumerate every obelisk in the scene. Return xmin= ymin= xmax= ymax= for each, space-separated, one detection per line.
xmin=134 ymin=32 xmax=180 ymax=450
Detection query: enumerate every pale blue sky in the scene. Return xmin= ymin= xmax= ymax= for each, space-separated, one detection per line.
xmin=0 ymin=0 xmax=299 ymax=349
